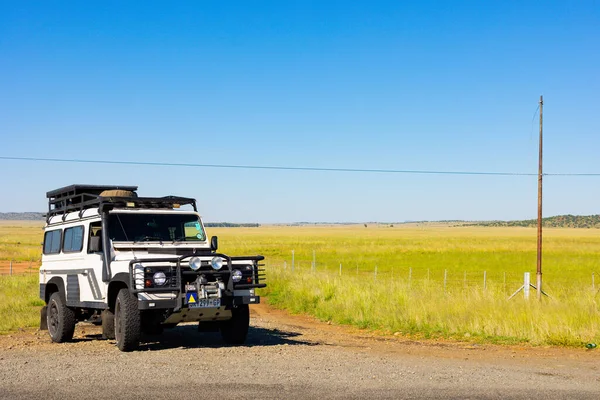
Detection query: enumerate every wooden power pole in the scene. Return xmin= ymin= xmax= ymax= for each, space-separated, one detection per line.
xmin=536 ymin=95 xmax=543 ymax=300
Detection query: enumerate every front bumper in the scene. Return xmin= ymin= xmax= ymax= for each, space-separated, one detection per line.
xmin=138 ymin=295 xmax=260 ymax=310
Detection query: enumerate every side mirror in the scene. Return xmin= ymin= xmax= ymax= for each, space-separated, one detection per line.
xmin=210 ymin=236 xmax=218 ymax=251
xmin=89 ymin=236 xmax=103 ymax=253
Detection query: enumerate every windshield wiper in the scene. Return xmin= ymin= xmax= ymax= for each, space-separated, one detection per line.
xmin=172 ymin=236 xmax=186 ymax=244
xmin=134 ymin=236 xmax=163 ymax=244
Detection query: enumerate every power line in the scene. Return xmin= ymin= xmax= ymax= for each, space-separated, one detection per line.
xmin=0 ymin=155 xmax=598 ymax=176
xmin=0 ymin=156 xmax=535 ymax=176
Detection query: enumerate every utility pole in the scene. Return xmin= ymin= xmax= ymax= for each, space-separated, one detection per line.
xmin=536 ymin=95 xmax=543 ymax=300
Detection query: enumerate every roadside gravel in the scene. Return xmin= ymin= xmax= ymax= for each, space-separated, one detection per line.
xmin=0 ymin=304 xmax=598 ymax=399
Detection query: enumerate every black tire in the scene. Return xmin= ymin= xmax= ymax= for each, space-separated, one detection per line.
xmin=220 ymin=304 xmax=250 ymax=345
xmin=47 ymin=292 xmax=76 ymax=343
xmin=114 ymin=288 xmax=141 ymax=351
xmin=102 ymin=309 xmax=115 ymax=340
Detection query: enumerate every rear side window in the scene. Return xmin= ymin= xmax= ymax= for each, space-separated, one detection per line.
xmin=63 ymin=226 xmax=84 ymax=253
xmin=43 ymin=230 xmax=62 ymax=255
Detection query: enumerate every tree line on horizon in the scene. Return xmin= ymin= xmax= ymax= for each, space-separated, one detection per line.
xmin=1 ymin=212 xmax=599 ymax=228
xmin=470 ymin=214 xmax=600 ymax=229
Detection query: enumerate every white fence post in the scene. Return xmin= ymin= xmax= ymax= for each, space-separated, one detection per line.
xmin=524 ymin=272 xmax=531 ymax=299
xmin=483 ymin=271 xmax=487 ymax=291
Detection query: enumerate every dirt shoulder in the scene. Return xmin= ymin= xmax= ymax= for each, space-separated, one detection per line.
xmin=0 ymin=302 xmax=598 ymax=400
xmin=0 ymin=301 xmax=597 ymax=362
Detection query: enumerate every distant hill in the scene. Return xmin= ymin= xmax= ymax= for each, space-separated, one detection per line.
xmin=0 ymin=212 xmax=45 ymax=221
xmin=471 ymin=215 xmax=600 ymax=229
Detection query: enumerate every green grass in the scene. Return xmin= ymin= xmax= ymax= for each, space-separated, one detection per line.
xmin=0 ymin=274 xmax=44 ymax=333
xmin=212 ymin=224 xmax=600 ymax=346
xmin=264 ymin=267 xmax=600 ymax=346
xmin=0 ymin=221 xmax=44 ymax=262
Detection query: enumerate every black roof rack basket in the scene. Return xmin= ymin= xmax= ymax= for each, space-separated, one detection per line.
xmin=46 ymin=184 xmax=197 ymax=221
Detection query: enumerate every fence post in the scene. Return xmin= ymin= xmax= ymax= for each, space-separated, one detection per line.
xmin=524 ymin=272 xmax=531 ymax=299
xmin=292 ymin=250 xmax=295 ymax=272
xmin=374 ymin=265 xmax=378 ymax=281
xmin=427 ymin=268 xmax=430 ymax=281
xmin=339 ymin=263 xmax=342 ymax=276
xmin=483 ymin=271 xmax=487 ymax=291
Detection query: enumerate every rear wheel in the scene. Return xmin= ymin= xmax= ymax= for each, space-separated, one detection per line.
xmin=114 ymin=289 xmax=141 ymax=351
xmin=102 ymin=309 xmax=115 ymax=340
xmin=47 ymin=292 xmax=76 ymax=343
xmin=220 ymin=305 xmax=250 ymax=345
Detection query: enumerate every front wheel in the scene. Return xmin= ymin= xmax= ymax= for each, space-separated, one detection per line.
xmin=47 ymin=292 xmax=76 ymax=343
xmin=220 ymin=304 xmax=249 ymax=345
xmin=114 ymin=288 xmax=141 ymax=351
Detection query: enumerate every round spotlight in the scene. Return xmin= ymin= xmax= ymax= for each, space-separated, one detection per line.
xmin=189 ymin=256 xmax=202 ymax=271
xmin=153 ymin=271 xmax=167 ymax=286
xmin=232 ymin=269 xmax=243 ymax=283
xmin=210 ymin=256 xmax=223 ymax=270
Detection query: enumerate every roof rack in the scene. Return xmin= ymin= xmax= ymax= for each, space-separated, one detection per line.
xmin=46 ymin=184 xmax=197 ymax=221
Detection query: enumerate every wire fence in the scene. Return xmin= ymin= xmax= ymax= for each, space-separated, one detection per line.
xmin=0 ymin=260 xmax=40 ymax=276
xmin=269 ymin=251 xmax=600 ymax=298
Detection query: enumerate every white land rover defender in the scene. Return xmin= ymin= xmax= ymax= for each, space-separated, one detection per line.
xmin=39 ymin=185 xmax=265 ymax=351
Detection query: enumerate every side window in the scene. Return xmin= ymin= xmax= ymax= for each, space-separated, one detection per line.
xmin=43 ymin=230 xmax=62 ymax=255
xmin=88 ymin=221 xmax=102 ymax=253
xmin=63 ymin=226 xmax=84 ymax=253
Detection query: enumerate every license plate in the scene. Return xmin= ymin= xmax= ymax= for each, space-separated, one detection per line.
xmin=189 ymin=297 xmax=221 ymax=309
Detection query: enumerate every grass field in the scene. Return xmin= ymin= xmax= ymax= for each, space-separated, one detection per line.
xmin=1 ymin=221 xmax=599 ymax=345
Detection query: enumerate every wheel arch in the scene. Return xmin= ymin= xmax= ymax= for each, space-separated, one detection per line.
xmin=44 ymin=277 xmax=66 ymax=304
xmin=108 ymin=273 xmax=130 ymax=310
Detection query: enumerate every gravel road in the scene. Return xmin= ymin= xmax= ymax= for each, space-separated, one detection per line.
xmin=0 ymin=304 xmax=598 ymax=399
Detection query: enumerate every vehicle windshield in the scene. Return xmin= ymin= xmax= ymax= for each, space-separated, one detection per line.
xmin=108 ymin=213 xmax=206 ymax=242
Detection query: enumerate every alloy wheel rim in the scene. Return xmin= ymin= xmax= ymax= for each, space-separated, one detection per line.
xmin=48 ymin=301 xmax=58 ymax=336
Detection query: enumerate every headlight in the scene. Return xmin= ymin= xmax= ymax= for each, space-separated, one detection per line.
xmin=211 ymin=256 xmax=223 ymax=270
xmin=153 ymin=271 xmax=167 ymax=286
xmin=232 ymin=269 xmax=243 ymax=283
xmin=189 ymin=256 xmax=202 ymax=271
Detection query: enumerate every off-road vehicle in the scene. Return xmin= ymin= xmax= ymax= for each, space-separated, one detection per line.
xmin=39 ymin=185 xmax=265 ymax=351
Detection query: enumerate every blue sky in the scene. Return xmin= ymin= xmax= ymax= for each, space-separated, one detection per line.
xmin=1 ymin=1 xmax=598 ymax=222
